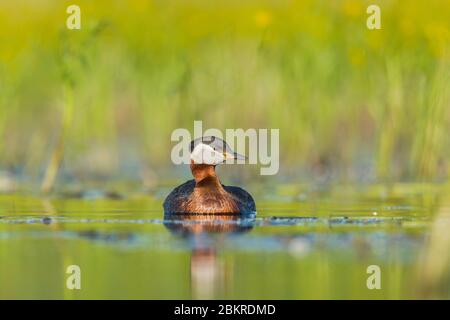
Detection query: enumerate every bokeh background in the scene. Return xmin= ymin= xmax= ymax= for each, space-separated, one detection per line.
xmin=0 ymin=0 xmax=449 ymax=192
xmin=1 ymin=0 xmax=450 ymax=301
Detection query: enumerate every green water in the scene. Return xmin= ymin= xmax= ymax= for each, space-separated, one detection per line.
xmin=1 ymin=183 xmax=449 ymax=299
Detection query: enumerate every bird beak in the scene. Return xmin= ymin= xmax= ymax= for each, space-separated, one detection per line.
xmin=224 ymin=151 xmax=247 ymax=161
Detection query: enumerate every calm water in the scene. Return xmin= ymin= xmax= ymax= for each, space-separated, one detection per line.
xmin=0 ymin=183 xmax=449 ymax=299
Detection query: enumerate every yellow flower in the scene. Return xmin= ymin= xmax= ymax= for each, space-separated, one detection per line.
xmin=254 ymin=10 xmax=272 ymax=28
xmin=342 ymin=0 xmax=363 ymax=18
xmin=425 ymin=22 xmax=450 ymax=57
xmin=425 ymin=22 xmax=449 ymax=41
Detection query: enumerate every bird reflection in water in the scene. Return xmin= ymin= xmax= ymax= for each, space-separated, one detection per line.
xmin=164 ymin=213 xmax=254 ymax=299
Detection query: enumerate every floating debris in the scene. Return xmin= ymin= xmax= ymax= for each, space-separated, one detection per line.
xmin=42 ymin=217 xmax=52 ymax=225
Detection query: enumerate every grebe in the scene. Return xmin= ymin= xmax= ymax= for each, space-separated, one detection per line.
xmin=163 ymin=136 xmax=256 ymax=215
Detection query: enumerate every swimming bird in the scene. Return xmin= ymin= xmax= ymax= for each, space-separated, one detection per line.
xmin=163 ymin=136 xmax=256 ymax=215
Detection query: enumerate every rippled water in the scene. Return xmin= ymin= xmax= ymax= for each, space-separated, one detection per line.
xmin=0 ymin=183 xmax=449 ymax=299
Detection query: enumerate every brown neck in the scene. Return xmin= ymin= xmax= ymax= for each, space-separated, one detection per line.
xmin=190 ymin=163 xmax=221 ymax=186
xmin=188 ymin=162 xmax=240 ymax=214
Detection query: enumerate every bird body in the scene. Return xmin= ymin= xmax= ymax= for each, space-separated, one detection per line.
xmin=163 ymin=137 xmax=256 ymax=215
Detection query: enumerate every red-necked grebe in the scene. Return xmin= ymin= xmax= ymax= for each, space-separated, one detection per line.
xmin=163 ymin=136 xmax=256 ymax=215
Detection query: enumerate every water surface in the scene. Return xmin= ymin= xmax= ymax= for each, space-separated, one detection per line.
xmin=0 ymin=183 xmax=449 ymax=299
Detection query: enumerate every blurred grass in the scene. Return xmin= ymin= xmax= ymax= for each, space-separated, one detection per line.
xmin=0 ymin=0 xmax=449 ymax=187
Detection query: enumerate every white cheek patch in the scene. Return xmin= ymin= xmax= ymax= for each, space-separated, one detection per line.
xmin=190 ymin=143 xmax=225 ymax=165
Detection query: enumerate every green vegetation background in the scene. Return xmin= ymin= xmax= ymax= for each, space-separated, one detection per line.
xmin=0 ymin=0 xmax=449 ymax=189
